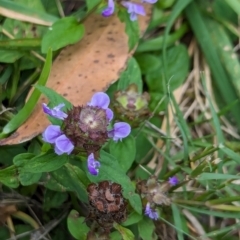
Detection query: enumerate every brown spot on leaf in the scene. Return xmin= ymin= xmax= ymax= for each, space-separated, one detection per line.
xmin=108 ymin=54 xmax=114 ymax=58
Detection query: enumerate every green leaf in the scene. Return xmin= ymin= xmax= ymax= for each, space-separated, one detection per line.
xmin=117 ymin=57 xmax=142 ymax=92
xmin=46 ymin=164 xmax=88 ymax=202
xmin=138 ymin=217 xmax=157 ymax=240
xmin=114 ymin=223 xmax=134 ymax=240
xmin=0 ymin=49 xmax=52 ymax=138
xmin=18 ymin=171 xmax=41 ymax=186
xmin=0 ymin=49 xmax=23 ymax=63
xmin=0 ymin=144 xmax=25 ymax=165
xmin=118 ymin=9 xmax=139 ymax=51
xmin=185 ymin=1 xmax=240 ymax=128
xmin=109 ymin=135 xmax=136 ymax=172
xmin=41 ymin=16 xmax=85 ymax=53
xmin=220 ymin=145 xmax=240 ymax=164
xmin=34 ymin=84 xmax=72 ymax=109
xmin=172 ymin=204 xmax=184 ymax=240
xmin=43 ymin=189 xmax=68 ymax=211
xmin=122 ymin=211 xmax=142 ymax=226
xmin=67 ymin=210 xmax=89 ymax=240
xmin=14 ymin=152 xmax=68 ymax=173
xmin=197 ymin=173 xmax=240 ymax=180
xmin=86 ymin=0 xmax=101 ymax=11
xmin=0 ymin=0 xmax=58 ymax=25
xmin=0 ymin=165 xmax=19 ymax=188
xmin=135 ymin=53 xmax=161 ymax=74
xmin=146 ymin=44 xmax=189 ymax=93
xmin=13 ymin=153 xmax=42 ymax=185
xmin=87 ymin=151 xmax=142 ymax=214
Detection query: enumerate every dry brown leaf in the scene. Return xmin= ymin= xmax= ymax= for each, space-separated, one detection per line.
xmin=0 ymin=7 xmax=151 ymax=145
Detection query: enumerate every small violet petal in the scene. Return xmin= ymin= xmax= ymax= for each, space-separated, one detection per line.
xmin=88 ymin=92 xmax=110 ymax=109
xmin=42 ymin=125 xmax=62 ymax=144
xmin=108 ymin=122 xmax=131 ymax=142
xmin=54 ymin=134 xmax=74 ymax=155
xmin=121 ymin=2 xmax=145 ymax=21
xmin=106 ymin=108 xmax=114 ymax=121
xmin=42 ymin=103 xmax=68 ymax=120
xmin=169 ymin=176 xmax=179 ymax=186
xmin=145 ymin=203 xmax=158 ymax=220
xmin=142 ymin=0 xmax=158 ymax=3
xmin=102 ymin=0 xmax=115 ymax=17
xmin=87 ymin=153 xmax=101 ymax=175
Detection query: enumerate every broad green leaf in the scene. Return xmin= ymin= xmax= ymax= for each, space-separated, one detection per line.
xmin=43 ymin=189 xmax=68 ymax=211
xmin=138 ymin=217 xmax=157 ymax=240
xmin=18 ymin=171 xmax=41 ymax=186
xmin=146 ymin=44 xmax=189 ymax=93
xmin=109 ymin=135 xmax=136 ymax=172
xmin=87 ymin=151 xmax=142 ymax=214
xmin=67 ymin=210 xmax=89 ymax=240
xmin=0 ymin=144 xmax=25 ymax=165
xmin=0 ymin=165 xmax=19 ymax=188
xmin=17 ymin=152 xmax=69 ymax=173
xmin=0 ymin=49 xmax=52 ymax=138
xmin=117 ymin=57 xmax=142 ymax=93
xmin=41 ymin=16 xmax=85 ymax=53
xmin=118 ymin=9 xmax=139 ymax=51
xmin=46 ymin=164 xmax=88 ymax=202
xmin=0 ymin=49 xmax=23 ymax=63
xmin=122 ymin=211 xmax=142 ymax=226
xmin=114 ymin=223 xmax=134 ymax=240
xmin=135 ymin=53 xmax=161 ymax=74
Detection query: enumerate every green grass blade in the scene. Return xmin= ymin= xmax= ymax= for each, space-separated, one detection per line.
xmin=185 ymin=1 xmax=240 ymax=128
xmin=0 ymin=0 xmax=58 ymax=26
xmin=0 ymin=49 xmax=52 ymax=138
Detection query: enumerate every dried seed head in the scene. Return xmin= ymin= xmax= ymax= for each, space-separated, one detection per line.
xmin=87 ymin=181 xmax=127 ymax=231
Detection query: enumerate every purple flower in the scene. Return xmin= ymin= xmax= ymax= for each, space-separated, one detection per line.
xmin=102 ymin=0 xmax=115 ymax=17
xmin=42 ymin=125 xmax=74 ymax=155
xmin=42 ymin=103 xmax=68 ymax=120
xmin=121 ymin=1 xmax=145 ymax=21
xmin=145 ymin=203 xmax=158 ymax=220
xmin=142 ymin=0 xmax=158 ymax=3
xmin=88 ymin=153 xmax=101 ymax=175
xmin=88 ymin=92 xmax=114 ymax=121
xmin=108 ymin=122 xmax=131 ymax=141
xmin=169 ymin=176 xmax=178 ymax=186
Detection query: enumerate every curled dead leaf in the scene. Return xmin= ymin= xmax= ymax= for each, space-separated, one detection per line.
xmin=0 ymin=5 xmax=152 ymax=145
